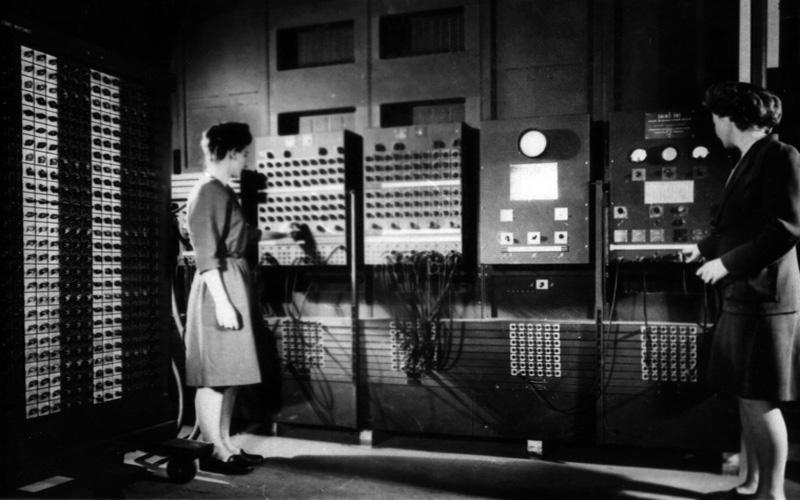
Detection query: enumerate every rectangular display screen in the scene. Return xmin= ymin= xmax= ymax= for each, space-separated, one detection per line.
xmin=509 ymin=162 xmax=559 ymax=201
xmin=643 ymin=180 xmax=694 ymax=204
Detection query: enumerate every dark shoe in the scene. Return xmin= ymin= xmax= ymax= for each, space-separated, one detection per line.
xmin=200 ymin=455 xmax=254 ymax=475
xmin=235 ymin=448 xmax=265 ymax=465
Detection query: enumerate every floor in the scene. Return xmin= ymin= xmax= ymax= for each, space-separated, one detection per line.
xmin=16 ymin=430 xmax=800 ymax=499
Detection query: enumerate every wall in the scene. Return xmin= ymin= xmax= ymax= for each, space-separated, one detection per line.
xmin=174 ymin=0 xmax=586 ymax=170
xmin=613 ymin=0 xmax=739 ymax=111
xmin=175 ymin=0 xmax=741 ymax=170
xmin=494 ymin=0 xmax=590 ymax=118
xmin=179 ymin=0 xmax=269 ymax=171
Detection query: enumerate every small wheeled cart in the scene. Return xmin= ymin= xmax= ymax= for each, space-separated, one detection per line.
xmin=132 ymin=438 xmax=213 ymax=483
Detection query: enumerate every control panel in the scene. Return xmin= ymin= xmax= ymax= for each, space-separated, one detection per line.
xmin=600 ymin=320 xmax=737 ymax=451
xmin=278 ymin=319 xmax=325 ymax=373
xmin=388 ymin=319 xmax=441 ymax=373
xmin=255 ymin=131 xmax=361 ymax=266
xmin=638 ymin=323 xmax=699 ymax=383
xmin=4 ymin=42 xmax=165 ymax=421
xmin=607 ymin=111 xmax=727 ymax=261
xmin=479 ymin=115 xmax=591 ymax=264
xmin=603 ymin=321 xmax=703 ymax=385
xmin=508 ymin=321 xmax=563 ymax=378
xmin=361 ymin=123 xmax=476 ymax=265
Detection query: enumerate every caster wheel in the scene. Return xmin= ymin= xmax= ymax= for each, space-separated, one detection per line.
xmin=167 ymin=458 xmax=197 ymax=483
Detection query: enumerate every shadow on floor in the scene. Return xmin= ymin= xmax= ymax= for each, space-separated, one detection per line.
xmin=266 ymin=454 xmax=702 ymax=499
xmin=121 ymin=453 xmax=706 ymax=500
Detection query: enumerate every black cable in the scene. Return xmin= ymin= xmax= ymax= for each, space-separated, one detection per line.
xmin=427 ymin=251 xmax=461 ymax=371
xmin=681 ymin=265 xmax=689 ymax=296
xmin=283 ymin=321 xmax=337 ymax=425
xmin=602 ymin=264 xmax=621 ymax=394
xmin=284 ymin=257 xmax=315 ymax=321
xmin=295 ymin=280 xmax=316 ymax=322
xmin=436 ymin=256 xmax=454 ymax=370
xmin=378 ymin=250 xmax=464 ymax=374
xmin=698 ymin=279 xmax=710 ymax=330
xmin=641 ymin=270 xmax=649 ymax=327
xmin=284 ymin=268 xmax=297 ymax=321
xmin=524 ymin=378 xmax=594 ymax=416
xmin=713 ymin=284 xmax=723 ymax=323
xmin=323 ymin=245 xmax=346 ymax=264
xmin=428 ymin=252 xmax=461 ymax=321
xmin=261 ymin=253 xmax=280 ymax=266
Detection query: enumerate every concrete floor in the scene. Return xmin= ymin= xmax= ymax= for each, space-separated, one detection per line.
xmin=15 ymin=429 xmax=799 ymax=499
xmin=108 ymin=432 xmax=800 ymax=500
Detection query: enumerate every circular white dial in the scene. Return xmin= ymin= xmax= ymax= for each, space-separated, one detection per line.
xmin=629 ymin=148 xmax=647 ymax=163
xmin=691 ymin=145 xmax=709 ymax=159
xmin=518 ymin=129 xmax=548 ymax=158
xmin=661 ymin=146 xmax=678 ymax=162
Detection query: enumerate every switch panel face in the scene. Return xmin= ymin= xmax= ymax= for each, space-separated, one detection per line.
xmin=607 ymin=111 xmax=728 ymax=261
xmin=603 ymin=321 xmax=703 ymax=385
xmin=479 ymin=115 xmax=591 ymax=264
xmin=508 ymin=322 xmax=563 ymax=378
xmin=361 ymin=123 xmax=476 ymax=265
xmin=600 ymin=321 xmax=737 ymax=451
xmin=254 ymin=131 xmax=361 ymax=266
xmin=278 ymin=319 xmax=325 ymax=372
xmin=272 ymin=316 xmax=352 ymax=382
xmin=639 ymin=324 xmax=698 ymax=383
xmin=6 ymin=43 xmax=164 ymax=421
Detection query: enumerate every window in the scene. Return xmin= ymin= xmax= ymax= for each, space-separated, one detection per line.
xmin=278 ymin=108 xmax=356 ymax=135
xmin=277 ymin=21 xmax=355 ymax=70
xmin=380 ymin=99 xmax=465 ymax=127
xmin=380 ymin=8 xmax=464 ymax=59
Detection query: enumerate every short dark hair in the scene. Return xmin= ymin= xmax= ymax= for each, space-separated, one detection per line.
xmin=201 ymin=122 xmax=253 ymax=161
xmin=703 ymin=82 xmax=782 ymax=131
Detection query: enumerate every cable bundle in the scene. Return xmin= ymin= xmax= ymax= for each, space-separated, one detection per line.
xmin=378 ymin=250 xmax=462 ymax=375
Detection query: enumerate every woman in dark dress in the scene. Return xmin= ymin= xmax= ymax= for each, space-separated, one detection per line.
xmin=686 ymin=82 xmax=800 ymax=500
xmin=185 ymin=122 xmax=269 ymax=474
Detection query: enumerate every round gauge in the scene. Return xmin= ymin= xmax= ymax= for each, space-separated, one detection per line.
xmin=518 ymin=129 xmax=548 ymax=158
xmin=691 ymin=145 xmax=709 ymax=159
xmin=661 ymin=146 xmax=678 ymax=162
xmin=629 ymin=148 xmax=647 ymax=163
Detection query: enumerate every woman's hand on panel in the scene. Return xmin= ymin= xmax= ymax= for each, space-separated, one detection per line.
xmin=682 ymin=244 xmax=703 ymax=263
xmin=696 ymin=258 xmax=729 ymax=285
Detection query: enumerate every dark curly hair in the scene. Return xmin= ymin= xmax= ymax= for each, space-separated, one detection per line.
xmin=201 ymin=122 xmax=253 ymax=162
xmin=703 ymin=82 xmax=782 ymax=132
